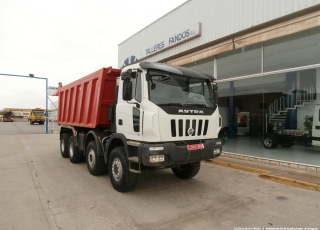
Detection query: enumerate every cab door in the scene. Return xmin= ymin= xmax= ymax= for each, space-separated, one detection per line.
xmin=116 ymin=71 xmax=143 ymax=141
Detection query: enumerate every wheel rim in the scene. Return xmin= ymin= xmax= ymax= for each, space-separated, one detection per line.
xmin=88 ymin=149 xmax=96 ymax=168
xmin=112 ymin=157 xmax=123 ymax=182
xmin=61 ymin=139 xmax=65 ymax=152
xmin=264 ymin=138 xmax=272 ymax=147
xmin=69 ymin=142 xmax=74 ymax=158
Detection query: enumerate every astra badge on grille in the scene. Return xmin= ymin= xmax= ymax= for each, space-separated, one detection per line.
xmin=187 ymin=128 xmax=194 ymax=136
xmin=178 ymin=109 xmax=204 ymax=114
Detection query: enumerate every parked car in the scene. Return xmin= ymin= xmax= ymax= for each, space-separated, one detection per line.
xmin=2 ymin=111 xmax=13 ymax=122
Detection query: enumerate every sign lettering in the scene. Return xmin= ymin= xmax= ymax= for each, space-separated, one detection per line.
xmin=143 ymin=23 xmax=201 ymax=58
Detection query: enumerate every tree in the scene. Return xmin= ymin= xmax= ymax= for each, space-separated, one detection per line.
xmin=303 ymin=115 xmax=313 ymax=135
xmin=0 ymin=109 xmax=7 ymax=115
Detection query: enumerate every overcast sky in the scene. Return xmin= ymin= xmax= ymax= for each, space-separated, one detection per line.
xmin=0 ymin=0 xmax=186 ymax=110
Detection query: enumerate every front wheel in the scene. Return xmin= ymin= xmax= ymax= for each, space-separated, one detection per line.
xmin=108 ymin=147 xmax=139 ymax=192
xmin=171 ymin=161 xmax=201 ymax=179
xmin=86 ymin=141 xmax=107 ymax=176
xmin=263 ymin=135 xmax=279 ymax=149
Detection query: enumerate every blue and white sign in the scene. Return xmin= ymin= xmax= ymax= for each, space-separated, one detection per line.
xmin=144 ymin=23 xmax=201 ymax=58
xmin=123 ymin=55 xmax=139 ymax=67
xmin=48 ymin=86 xmax=58 ymax=96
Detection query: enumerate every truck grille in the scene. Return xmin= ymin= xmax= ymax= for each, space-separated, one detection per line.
xmin=170 ymin=119 xmax=209 ymax=137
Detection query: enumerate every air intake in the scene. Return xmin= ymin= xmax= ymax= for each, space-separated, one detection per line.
xmin=171 ymin=119 xmax=209 ymax=137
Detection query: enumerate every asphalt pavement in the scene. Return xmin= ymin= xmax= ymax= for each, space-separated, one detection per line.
xmin=0 ymin=120 xmax=60 ymax=134
xmin=0 ymin=122 xmax=319 ymax=230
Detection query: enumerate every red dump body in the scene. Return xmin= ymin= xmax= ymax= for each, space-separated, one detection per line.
xmin=57 ymin=67 xmax=121 ymax=128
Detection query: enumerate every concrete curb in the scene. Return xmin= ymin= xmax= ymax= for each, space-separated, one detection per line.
xmin=221 ymin=152 xmax=320 ymax=173
xmin=259 ymin=173 xmax=320 ymax=192
xmin=206 ymin=160 xmax=269 ymax=174
xmin=205 ymin=160 xmax=320 ymax=192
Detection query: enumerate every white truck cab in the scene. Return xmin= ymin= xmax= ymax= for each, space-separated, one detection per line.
xmin=104 ymin=62 xmax=222 ymax=191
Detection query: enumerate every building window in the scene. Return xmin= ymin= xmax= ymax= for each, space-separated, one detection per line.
xmin=217 ymin=43 xmax=261 ymax=80
xmin=217 ymin=67 xmax=320 ymax=165
xmin=182 ymin=57 xmax=214 ymax=76
xmin=264 ymin=27 xmax=320 ymax=72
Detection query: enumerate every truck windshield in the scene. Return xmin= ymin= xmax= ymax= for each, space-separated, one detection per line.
xmin=148 ymin=70 xmax=216 ymax=108
xmin=33 ymin=111 xmax=44 ymax=116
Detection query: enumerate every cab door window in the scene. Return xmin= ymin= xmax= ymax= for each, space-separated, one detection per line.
xmin=131 ymin=72 xmax=142 ymax=132
xmin=131 ymin=73 xmax=142 ymax=102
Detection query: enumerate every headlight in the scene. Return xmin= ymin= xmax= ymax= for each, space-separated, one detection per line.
xmin=213 ymin=148 xmax=221 ymax=155
xmin=149 ymin=155 xmax=165 ymax=163
xmin=149 ymin=147 xmax=164 ymax=151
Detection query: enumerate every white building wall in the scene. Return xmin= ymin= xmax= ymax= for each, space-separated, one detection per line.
xmin=50 ymin=101 xmax=58 ymax=119
xmin=118 ymin=0 xmax=320 ymax=67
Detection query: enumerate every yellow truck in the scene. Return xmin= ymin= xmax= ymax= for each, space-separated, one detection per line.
xmin=29 ymin=108 xmax=45 ymax=125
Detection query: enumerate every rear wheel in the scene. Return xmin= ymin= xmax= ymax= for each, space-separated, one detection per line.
xmin=86 ymin=141 xmax=107 ymax=176
xmin=280 ymin=141 xmax=295 ymax=148
xmin=171 ymin=162 xmax=201 ymax=179
xmin=108 ymin=147 xmax=139 ymax=192
xmin=60 ymin=133 xmax=71 ymax=158
xmin=69 ymin=136 xmax=82 ymax=163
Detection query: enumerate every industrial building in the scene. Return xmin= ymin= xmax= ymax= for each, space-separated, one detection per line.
xmin=118 ymin=0 xmax=320 ymax=166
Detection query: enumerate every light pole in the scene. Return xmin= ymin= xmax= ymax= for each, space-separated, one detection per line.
xmin=0 ymin=73 xmax=49 ymax=134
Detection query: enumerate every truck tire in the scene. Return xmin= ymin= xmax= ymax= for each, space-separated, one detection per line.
xmin=263 ymin=135 xmax=279 ymax=149
xmin=280 ymin=141 xmax=295 ymax=148
xmin=171 ymin=161 xmax=201 ymax=179
xmin=108 ymin=146 xmax=139 ymax=192
xmin=68 ymin=136 xmax=82 ymax=163
xmin=86 ymin=141 xmax=107 ymax=176
xmin=60 ymin=133 xmax=71 ymax=158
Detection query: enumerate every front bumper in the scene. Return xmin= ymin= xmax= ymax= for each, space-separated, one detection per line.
xmin=140 ymin=139 xmax=222 ymax=167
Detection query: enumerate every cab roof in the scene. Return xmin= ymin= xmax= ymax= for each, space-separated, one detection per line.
xmin=122 ymin=62 xmax=215 ymax=81
xmin=139 ymin=62 xmax=215 ymax=80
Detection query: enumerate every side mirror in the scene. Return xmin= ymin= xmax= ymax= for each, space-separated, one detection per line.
xmin=121 ymin=70 xmax=138 ymax=80
xmin=212 ymin=83 xmax=218 ymax=104
xmin=123 ymin=81 xmax=133 ymax=101
xmin=214 ymin=91 xmax=218 ymax=101
xmin=151 ymin=83 xmax=156 ymax=90
xmin=131 ymin=72 xmax=137 ymax=79
xmin=212 ymin=83 xmax=218 ymax=90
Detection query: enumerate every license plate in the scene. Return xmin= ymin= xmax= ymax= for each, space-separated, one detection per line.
xmin=187 ymin=144 xmax=204 ymax=151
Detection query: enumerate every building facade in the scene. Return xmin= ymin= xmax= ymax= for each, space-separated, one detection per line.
xmin=118 ymin=0 xmax=320 ymax=166
xmin=50 ymin=101 xmax=58 ymax=121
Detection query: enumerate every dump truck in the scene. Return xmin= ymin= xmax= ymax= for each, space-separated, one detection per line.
xmin=57 ymin=62 xmax=222 ymax=192
xmin=29 ymin=108 xmax=45 ymax=125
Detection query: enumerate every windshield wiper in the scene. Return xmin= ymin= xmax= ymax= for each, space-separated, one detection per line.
xmin=183 ymin=103 xmax=208 ymax=108
xmin=158 ymin=103 xmax=183 ymax=107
